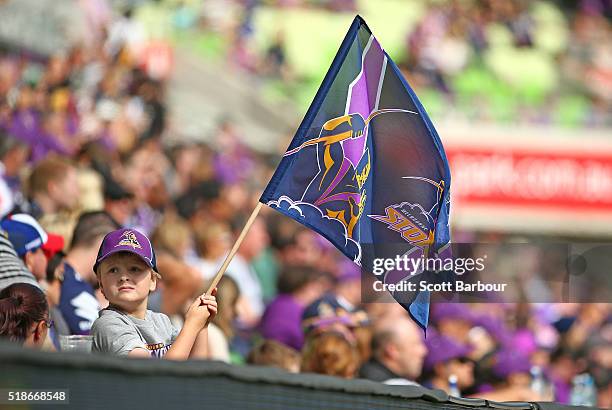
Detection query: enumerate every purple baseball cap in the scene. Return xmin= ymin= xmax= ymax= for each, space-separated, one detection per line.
xmin=492 ymin=349 xmax=531 ymax=378
xmin=424 ymin=333 xmax=473 ymax=370
xmin=337 ymin=259 xmax=361 ymax=283
xmin=430 ymin=303 xmax=477 ymax=325
xmin=93 ymin=228 xmax=158 ymax=273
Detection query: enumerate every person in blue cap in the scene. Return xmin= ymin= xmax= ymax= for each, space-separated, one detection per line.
xmin=1 ymin=213 xmax=49 ymax=282
xmin=0 ymin=225 xmax=38 ymax=291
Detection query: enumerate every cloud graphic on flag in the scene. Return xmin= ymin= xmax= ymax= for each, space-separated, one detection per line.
xmin=267 ymin=196 xmax=362 ymax=264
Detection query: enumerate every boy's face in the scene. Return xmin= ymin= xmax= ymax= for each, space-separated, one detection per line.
xmin=98 ymin=252 xmax=157 ymax=311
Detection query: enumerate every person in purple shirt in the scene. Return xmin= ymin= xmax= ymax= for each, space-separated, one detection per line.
xmin=7 ymin=86 xmax=43 ymax=148
xmin=259 ymin=265 xmax=329 ymax=350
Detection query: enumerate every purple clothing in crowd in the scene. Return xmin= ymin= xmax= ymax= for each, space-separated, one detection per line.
xmin=7 ymin=110 xmax=72 ymax=162
xmin=259 ymin=294 xmax=305 ymax=351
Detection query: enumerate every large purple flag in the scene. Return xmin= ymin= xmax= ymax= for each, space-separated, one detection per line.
xmin=260 ymin=16 xmax=452 ymax=329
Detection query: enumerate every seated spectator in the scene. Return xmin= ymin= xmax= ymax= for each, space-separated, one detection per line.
xmin=431 ymin=303 xmax=476 ymax=344
xmin=44 ymin=250 xmax=70 ymax=349
xmin=472 ymin=348 xmax=547 ymax=401
xmin=0 ymin=135 xmax=29 ymax=217
xmin=247 ymin=339 xmax=300 ymax=373
xmin=260 ymin=265 xmax=329 ymax=350
xmin=0 ymin=282 xmax=50 ymax=349
xmin=27 ymin=156 xmax=80 ymax=221
xmin=1 ymin=214 xmax=49 ymax=282
xmin=423 ymin=333 xmax=475 ymax=394
xmin=334 ymin=260 xmax=361 ymax=311
xmin=301 ymin=294 xmax=356 ymax=337
xmin=301 ymin=330 xmax=360 ymax=379
xmin=191 ymin=221 xmax=232 ymax=280
xmin=359 ymin=316 xmax=427 ymax=386
xmin=103 ymin=178 xmax=135 ymax=228
xmin=0 ymin=226 xmax=38 ymax=291
xmin=150 ymin=215 xmax=203 ymax=315
xmin=301 ymin=293 xmax=369 ymax=362
xmin=207 ymin=275 xmax=240 ymax=363
xmin=226 ymin=217 xmax=268 ymax=326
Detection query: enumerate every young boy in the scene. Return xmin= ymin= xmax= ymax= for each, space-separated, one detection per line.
xmin=91 ymin=228 xmax=217 ymax=359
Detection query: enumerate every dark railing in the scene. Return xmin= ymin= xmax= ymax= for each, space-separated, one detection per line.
xmin=0 ymin=341 xmax=594 ymax=410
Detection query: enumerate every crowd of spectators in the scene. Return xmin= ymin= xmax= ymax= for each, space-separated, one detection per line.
xmin=191 ymin=0 xmax=612 ymax=127
xmin=0 ymin=1 xmax=610 ymax=407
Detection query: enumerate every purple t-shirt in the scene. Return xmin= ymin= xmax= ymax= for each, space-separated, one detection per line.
xmin=259 ymin=294 xmax=304 ymax=350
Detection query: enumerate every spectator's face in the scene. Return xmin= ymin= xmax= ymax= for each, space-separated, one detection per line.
xmin=391 ymin=321 xmax=428 ymax=380
xmin=98 ymin=252 xmax=156 ymax=311
xmin=25 ymin=247 xmax=48 ymax=282
xmin=203 ymin=227 xmax=231 ymax=260
xmin=50 ymin=168 xmax=80 ymax=211
xmin=17 ymin=87 xmax=34 ymax=109
xmin=438 ymin=318 xmax=471 ymax=344
xmin=240 ymin=219 xmax=269 ymax=260
xmin=447 ymin=358 xmax=475 ymax=389
xmin=105 ymin=198 xmax=134 ymax=226
xmin=508 ymin=372 xmax=531 ymax=388
xmin=282 ymin=230 xmax=321 ymax=266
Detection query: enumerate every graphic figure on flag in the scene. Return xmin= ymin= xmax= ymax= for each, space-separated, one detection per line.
xmin=286 ymin=113 xmax=368 ymax=242
xmin=261 ymin=16 xmax=452 ymax=329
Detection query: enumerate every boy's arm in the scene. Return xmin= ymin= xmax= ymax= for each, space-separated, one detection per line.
xmin=189 ymin=293 xmax=217 ymax=359
xmin=162 ymin=322 xmax=202 ymax=360
xmin=189 ymin=327 xmax=209 ymax=359
xmin=125 ymin=324 xmax=201 ymax=360
xmin=164 ymin=293 xmax=216 ymax=360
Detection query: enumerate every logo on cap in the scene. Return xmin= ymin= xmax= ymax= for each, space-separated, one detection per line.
xmin=115 ymin=231 xmax=142 ymax=250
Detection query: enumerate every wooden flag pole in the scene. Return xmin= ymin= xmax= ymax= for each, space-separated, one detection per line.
xmin=205 ymin=202 xmax=263 ymax=296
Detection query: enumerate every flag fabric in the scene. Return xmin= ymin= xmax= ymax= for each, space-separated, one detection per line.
xmin=260 ymin=15 xmax=451 ymax=329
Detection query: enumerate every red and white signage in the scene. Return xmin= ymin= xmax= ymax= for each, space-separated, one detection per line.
xmin=439 ymin=126 xmax=612 ymax=236
xmin=447 ymin=148 xmax=612 ymax=212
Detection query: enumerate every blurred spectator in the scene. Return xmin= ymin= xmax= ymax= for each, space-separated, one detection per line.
xmin=359 ymin=316 xmax=427 ymax=386
xmin=334 ymin=260 xmax=361 ymax=310
xmin=0 ymin=226 xmax=38 ymax=290
xmin=0 ymin=135 xmax=29 ymax=217
xmin=1 ymin=213 xmax=49 ymax=282
xmin=150 ymin=214 xmax=203 ymax=316
xmin=208 ymin=276 xmax=240 ymax=362
xmin=0 ymin=282 xmax=50 ymax=349
xmin=25 ymin=157 xmax=81 ymax=248
xmin=260 ymin=264 xmax=329 ymax=350
xmin=212 ymin=119 xmax=255 ymax=185
xmin=301 ymin=330 xmax=360 ymax=378
xmin=247 ymin=339 xmax=301 ymax=373
xmin=44 ymin=250 xmax=69 ymax=349
xmin=191 ymin=221 xmax=233 ymax=280
xmin=226 ymin=217 xmax=268 ymax=326
xmin=261 ymin=31 xmax=292 ymax=81
xmin=423 ymin=333 xmax=475 ymax=394
xmin=27 ymin=156 xmax=80 ymax=220
xmin=208 ymin=276 xmax=240 ymax=363
xmin=431 ymin=303 xmax=476 ymax=345
xmin=103 ymin=178 xmax=135 ymax=227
